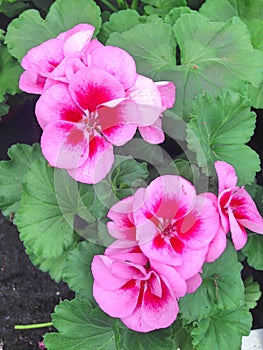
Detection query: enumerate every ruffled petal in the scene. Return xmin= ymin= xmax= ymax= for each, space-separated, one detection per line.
xmin=215 ymin=160 xmax=238 ymax=193
xmin=185 ymin=273 xmax=202 ymax=294
xmin=99 ymin=99 xmax=138 ymax=146
xmin=150 ymin=260 xmax=187 ymax=298
xmin=69 ymin=67 xmax=125 ymax=112
xmin=82 ymin=39 xmax=104 ymax=64
xmin=41 ymin=120 xmax=89 ymax=169
xmin=62 ymin=23 xmax=95 ymax=57
xmin=206 ymin=225 xmax=227 ymax=262
xmin=126 ymin=74 xmax=162 ymax=126
xmin=155 ymin=81 xmax=176 ymax=111
xmin=67 ymin=134 xmax=114 ymax=184
xmin=228 ymin=207 xmax=247 ymax=250
xmin=138 ymin=118 xmax=165 ymax=144
xmin=35 ymin=83 xmax=83 ymax=129
xmin=91 ymin=255 xmax=128 ymax=290
xmin=107 ymin=196 xmax=136 ymax=241
xmin=19 ymin=70 xmax=46 ymax=94
xmin=231 ymin=188 xmax=263 ymax=234
xmin=90 ymin=46 xmax=136 ymax=90
xmin=93 ymin=280 xmax=140 ymax=318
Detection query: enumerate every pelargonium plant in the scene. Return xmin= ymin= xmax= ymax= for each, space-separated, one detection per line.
xmin=1 ymin=0 xmax=263 ymax=349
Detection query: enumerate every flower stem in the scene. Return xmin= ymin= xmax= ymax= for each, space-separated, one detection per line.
xmin=14 ymin=322 xmax=53 ymax=330
xmin=131 ymin=0 xmax=139 ymax=9
xmin=99 ymin=0 xmax=118 ymax=12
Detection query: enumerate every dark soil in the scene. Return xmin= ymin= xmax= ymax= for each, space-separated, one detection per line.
xmin=0 ymin=98 xmax=262 ymax=350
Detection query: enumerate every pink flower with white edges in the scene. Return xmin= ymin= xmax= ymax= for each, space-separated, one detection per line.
xmin=35 ymin=67 xmax=140 ymax=184
xmin=215 ymin=160 xmax=263 ymax=250
xmin=92 ymin=246 xmax=184 ymax=332
xmin=107 ymin=175 xmax=220 ymax=279
xmin=19 ymin=24 xmax=95 ymax=94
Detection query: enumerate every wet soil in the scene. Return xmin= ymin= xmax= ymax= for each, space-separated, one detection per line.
xmin=0 ymin=99 xmax=262 ymax=350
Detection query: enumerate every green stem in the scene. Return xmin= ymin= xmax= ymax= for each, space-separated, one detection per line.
xmin=99 ymin=0 xmax=118 ymax=12
xmin=14 ymin=322 xmax=53 ymax=330
xmin=131 ymin=0 xmax=139 ymax=9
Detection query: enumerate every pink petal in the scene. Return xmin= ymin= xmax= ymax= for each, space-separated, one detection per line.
xmin=93 ymin=280 xmax=140 ymax=318
xmin=133 ymin=175 xmax=197 ymax=224
xmin=141 ymin=274 xmax=178 ymax=329
xmin=35 ymin=83 xmax=83 ymax=129
xmin=82 ymin=39 xmax=104 ymax=64
xmin=176 ymin=194 xmax=219 ymax=249
xmin=67 ymin=134 xmax=114 ymax=184
xmin=107 ymin=196 xmax=136 ymax=240
xmin=121 ymin=305 xmax=154 ymax=332
xmin=150 ymin=260 xmax=187 ymax=298
xmin=126 ymin=74 xmax=162 ymax=126
xmin=19 ymin=70 xmax=46 ymax=94
xmin=62 ymin=24 xmax=95 ymax=57
xmin=69 ymin=67 xmax=125 ymax=112
xmin=49 ymin=57 xmax=86 ymax=83
xmin=22 ymin=38 xmax=64 ymax=76
xmin=231 ymin=188 xmax=263 ymax=234
xmin=218 ymin=189 xmax=232 ymax=233
xmin=89 ymin=46 xmax=136 ymax=90
xmin=138 ymin=118 xmax=165 ymax=144
xmin=185 ymin=273 xmax=202 ymax=294
xmin=41 ymin=120 xmax=88 ymax=169
xmin=99 ymin=99 xmax=138 ymax=146
xmin=111 ymin=260 xmax=146 ymax=280
xmin=91 ymin=255 xmax=128 ymax=290
xmin=206 ymin=225 xmax=227 ymax=262
xmin=155 ymin=81 xmax=176 ymax=111
xmin=215 ymin=160 xmax=238 ymax=193
xmin=228 ymin=207 xmax=247 ymax=250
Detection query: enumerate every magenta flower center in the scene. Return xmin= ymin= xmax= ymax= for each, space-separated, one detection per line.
xmin=81 ymin=110 xmax=100 ymax=134
xmin=161 ymin=222 xmax=177 ymax=238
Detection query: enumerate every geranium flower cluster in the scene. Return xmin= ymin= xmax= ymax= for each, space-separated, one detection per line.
xmin=91 ymin=162 xmax=263 ymax=332
xmin=19 ymin=24 xmax=175 ymax=184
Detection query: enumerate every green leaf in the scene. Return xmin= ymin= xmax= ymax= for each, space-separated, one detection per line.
xmin=200 ymin=0 xmax=263 ymax=50
xmin=186 ymin=91 xmax=260 ymax=184
xmin=142 ymin=0 xmax=186 ymax=17
xmin=158 ymin=12 xmax=263 ymax=117
xmin=15 ymin=158 xmax=98 ymax=259
xmin=114 ymin=321 xmax=174 ymax=350
xmin=170 ymin=159 xmax=200 ymax=184
xmin=171 ymin=319 xmax=194 ymax=350
xmin=94 ymin=156 xmax=149 ymax=210
xmin=244 ymin=276 xmax=262 ymax=310
xmin=0 ymin=100 xmax=10 ymax=117
xmin=191 ymin=306 xmax=252 ymax=350
xmin=164 ymin=6 xmax=192 ymax=25
xmin=44 ymin=299 xmax=116 ymax=350
xmin=247 ymin=80 xmax=263 ymax=109
xmin=5 ymin=0 xmax=101 ymax=61
xmin=0 ymin=0 xmax=30 ymax=17
xmin=63 ymin=241 xmax=104 ymax=300
xmin=0 ymin=143 xmax=42 ymax=217
xmin=0 ymin=44 xmax=23 ymax=102
xmin=32 ymin=0 xmax=53 ymax=12
xmin=179 ymin=243 xmax=245 ymax=323
xmin=242 ymin=234 xmax=263 ymax=270
xmin=107 ymin=22 xmax=176 ymax=79
xmin=26 ymin=241 xmax=79 ymax=283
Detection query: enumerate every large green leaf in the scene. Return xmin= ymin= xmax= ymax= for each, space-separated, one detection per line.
xmin=63 ymin=241 xmax=104 ymax=300
xmin=242 ymin=234 xmax=263 ymax=270
xmin=0 ymin=44 xmax=23 ymax=102
xmin=107 ymin=22 xmax=176 ymax=79
xmin=142 ymin=0 xmax=186 ymax=17
xmin=157 ymin=12 xmax=263 ymax=117
xmin=186 ymin=91 xmax=260 ymax=184
xmin=179 ymin=243 xmax=245 ymax=323
xmin=114 ymin=321 xmax=174 ymax=350
xmin=200 ymin=0 xmax=263 ymax=49
xmin=98 ymin=9 xmax=163 ymax=44
xmin=44 ymin=299 xmax=116 ymax=350
xmin=191 ymin=307 xmax=252 ymax=350
xmin=0 ymin=143 xmax=42 ymax=217
xmin=15 ymin=158 xmax=98 ymax=259
xmin=171 ymin=319 xmax=194 ymax=350
xmin=5 ymin=0 xmax=101 ymax=61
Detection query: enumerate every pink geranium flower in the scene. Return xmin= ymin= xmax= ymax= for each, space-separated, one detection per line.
xmin=19 ymin=24 xmax=95 ymax=94
xmin=36 ymin=67 xmax=139 ymax=184
xmin=92 ymin=247 xmax=184 ymax=332
xmin=107 ymin=175 xmax=220 ymax=279
xmin=215 ymin=161 xmax=263 ymax=250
